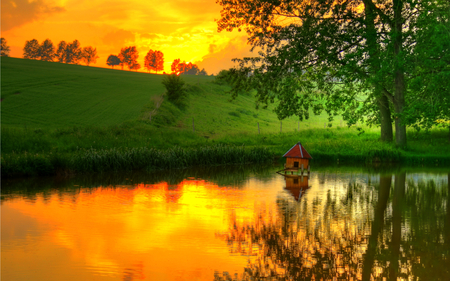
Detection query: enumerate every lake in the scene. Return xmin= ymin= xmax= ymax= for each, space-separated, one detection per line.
xmin=2 ymin=165 xmax=449 ymax=280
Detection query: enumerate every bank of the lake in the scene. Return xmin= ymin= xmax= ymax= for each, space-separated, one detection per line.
xmin=2 ymin=125 xmax=449 ymax=178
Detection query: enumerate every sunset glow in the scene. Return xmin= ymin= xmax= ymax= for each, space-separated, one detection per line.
xmin=1 ymin=0 xmax=254 ymax=74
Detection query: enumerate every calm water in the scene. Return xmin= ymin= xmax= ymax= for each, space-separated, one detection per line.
xmin=2 ymin=165 xmax=449 ymax=280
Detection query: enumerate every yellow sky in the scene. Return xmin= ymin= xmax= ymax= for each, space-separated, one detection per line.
xmin=1 ymin=0 xmax=254 ymax=74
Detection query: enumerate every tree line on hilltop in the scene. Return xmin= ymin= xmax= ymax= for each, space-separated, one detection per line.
xmin=1 ymin=37 xmax=208 ymax=75
xmin=107 ymin=47 xmax=207 ymax=75
xmin=20 ymin=38 xmax=99 ymax=66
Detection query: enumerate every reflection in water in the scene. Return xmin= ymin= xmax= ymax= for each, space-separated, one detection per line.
xmin=1 ymin=167 xmax=449 ymax=281
xmin=215 ymin=172 xmax=450 ymax=281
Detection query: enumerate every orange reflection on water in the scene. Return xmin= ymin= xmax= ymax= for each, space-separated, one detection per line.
xmin=2 ymin=179 xmax=261 ymax=281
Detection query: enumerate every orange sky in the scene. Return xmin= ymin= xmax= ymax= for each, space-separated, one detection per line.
xmin=1 ymin=0 xmax=254 ymax=74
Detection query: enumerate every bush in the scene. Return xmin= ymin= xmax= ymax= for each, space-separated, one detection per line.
xmin=162 ymin=74 xmax=187 ymax=107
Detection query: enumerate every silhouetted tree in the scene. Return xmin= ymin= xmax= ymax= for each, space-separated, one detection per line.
xmin=23 ymin=39 xmax=40 ymax=59
xmin=130 ymin=62 xmax=141 ymax=72
xmin=144 ymin=49 xmax=164 ymax=73
xmin=1 ymin=38 xmax=11 ymax=57
xmin=185 ymin=64 xmax=200 ymax=75
xmin=198 ymin=68 xmax=207 ymax=75
xmin=81 ymin=46 xmax=99 ymax=66
xmin=39 ymin=39 xmax=55 ymax=61
xmin=171 ymin=58 xmax=181 ymax=73
xmin=65 ymin=40 xmax=82 ymax=64
xmin=106 ymin=55 xmax=121 ymax=69
xmin=118 ymin=46 xmax=139 ymax=70
xmin=55 ymin=41 xmax=67 ymax=63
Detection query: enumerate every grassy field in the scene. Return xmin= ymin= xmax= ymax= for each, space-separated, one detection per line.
xmin=1 ymin=57 xmax=449 ymax=177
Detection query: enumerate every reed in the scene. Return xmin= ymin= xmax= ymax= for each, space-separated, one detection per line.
xmin=1 ymin=144 xmax=274 ymax=177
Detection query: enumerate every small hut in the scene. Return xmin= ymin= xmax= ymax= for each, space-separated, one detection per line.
xmin=284 ymin=176 xmax=309 ymax=201
xmin=283 ymin=142 xmax=312 ymax=173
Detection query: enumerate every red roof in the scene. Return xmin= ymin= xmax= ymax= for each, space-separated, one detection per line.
xmin=283 ymin=142 xmax=312 ymax=159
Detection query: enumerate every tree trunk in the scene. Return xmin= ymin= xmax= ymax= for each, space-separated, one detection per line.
xmin=362 ymin=174 xmax=392 ymax=281
xmin=378 ymin=93 xmax=393 ymax=142
xmin=393 ymin=0 xmax=407 ymax=148
xmin=363 ymin=1 xmax=393 ymax=142
xmin=389 ymin=172 xmax=405 ymax=279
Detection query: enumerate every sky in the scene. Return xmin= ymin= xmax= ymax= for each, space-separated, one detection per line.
xmin=1 ymin=0 xmax=254 ymax=74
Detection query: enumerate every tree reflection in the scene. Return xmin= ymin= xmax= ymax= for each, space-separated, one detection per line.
xmin=216 ymin=173 xmax=449 ymax=280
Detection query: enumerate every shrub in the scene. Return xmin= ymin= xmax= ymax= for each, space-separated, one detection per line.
xmin=162 ymin=74 xmax=187 ymax=106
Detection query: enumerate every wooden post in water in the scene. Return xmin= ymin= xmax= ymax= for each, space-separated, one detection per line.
xmin=192 ymin=118 xmax=195 ymax=132
xmin=308 ymin=165 xmax=310 ymax=175
xmin=301 ymin=164 xmax=304 ymax=175
xmin=258 ymin=122 xmax=260 ymax=134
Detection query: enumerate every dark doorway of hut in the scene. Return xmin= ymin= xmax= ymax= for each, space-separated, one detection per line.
xmin=277 ymin=142 xmax=312 ymax=176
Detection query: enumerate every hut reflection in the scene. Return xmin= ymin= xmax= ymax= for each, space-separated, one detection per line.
xmin=283 ymin=175 xmax=310 ymax=201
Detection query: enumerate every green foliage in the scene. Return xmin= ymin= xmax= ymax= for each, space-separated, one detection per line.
xmin=162 ymin=74 xmax=187 ymax=106
xmin=215 ymin=0 xmax=450 ymax=148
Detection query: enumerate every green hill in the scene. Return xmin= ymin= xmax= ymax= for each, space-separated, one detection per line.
xmin=1 ymin=57 xmax=336 ymax=134
xmin=1 ymin=57 xmax=449 ymax=177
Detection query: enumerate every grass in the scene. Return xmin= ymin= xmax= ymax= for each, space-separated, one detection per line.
xmin=1 ymin=57 xmax=450 ymax=178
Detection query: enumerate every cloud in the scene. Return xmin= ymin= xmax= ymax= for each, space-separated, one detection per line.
xmin=1 ymin=0 xmax=65 ymax=32
xmin=198 ymin=36 xmax=255 ymax=75
xmin=102 ymin=29 xmax=135 ymax=47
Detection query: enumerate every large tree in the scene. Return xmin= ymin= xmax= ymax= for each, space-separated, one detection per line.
xmin=216 ymin=0 xmax=450 ymax=147
xmin=1 ymin=38 xmax=11 ymax=57
xmin=118 ymin=46 xmax=139 ymax=70
xmin=81 ymin=46 xmax=99 ymax=66
xmin=106 ymin=54 xmax=121 ymax=69
xmin=23 ymin=39 xmax=40 ymax=59
xmin=39 ymin=39 xmax=55 ymax=61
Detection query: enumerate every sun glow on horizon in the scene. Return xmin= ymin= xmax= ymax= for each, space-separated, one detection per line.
xmin=1 ymin=0 xmax=253 ymax=74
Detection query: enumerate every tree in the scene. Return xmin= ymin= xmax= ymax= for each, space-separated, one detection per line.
xmin=178 ymin=61 xmax=193 ymax=75
xmin=198 ymin=68 xmax=207 ymax=76
xmin=130 ymin=62 xmax=141 ymax=72
xmin=171 ymin=58 xmax=181 ymax=73
xmin=144 ymin=50 xmax=164 ymax=73
xmin=118 ymin=46 xmax=139 ymax=70
xmin=185 ymin=64 xmax=200 ymax=75
xmin=162 ymin=74 xmax=187 ymax=106
xmin=1 ymin=38 xmax=11 ymax=57
xmin=106 ymin=55 xmax=121 ymax=69
xmin=65 ymin=40 xmax=82 ymax=64
xmin=23 ymin=39 xmax=40 ymax=59
xmin=81 ymin=46 xmax=99 ymax=66
xmin=55 ymin=41 xmax=67 ymax=63
xmin=216 ymin=0 xmax=450 ymax=148
xmin=39 ymin=39 xmax=55 ymax=61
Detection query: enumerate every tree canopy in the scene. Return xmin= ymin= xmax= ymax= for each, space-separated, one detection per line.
xmin=106 ymin=55 xmax=121 ymax=68
xmin=39 ymin=39 xmax=55 ymax=61
xmin=81 ymin=46 xmax=99 ymax=66
xmin=216 ymin=0 xmax=450 ymax=147
xmin=1 ymin=38 xmax=11 ymax=57
xmin=119 ymin=46 xmax=139 ymax=70
xmin=145 ymin=50 xmax=164 ymax=73
xmin=23 ymin=39 xmax=40 ymax=59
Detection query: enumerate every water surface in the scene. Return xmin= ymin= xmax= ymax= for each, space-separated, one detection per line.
xmin=2 ymin=166 xmax=449 ymax=280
